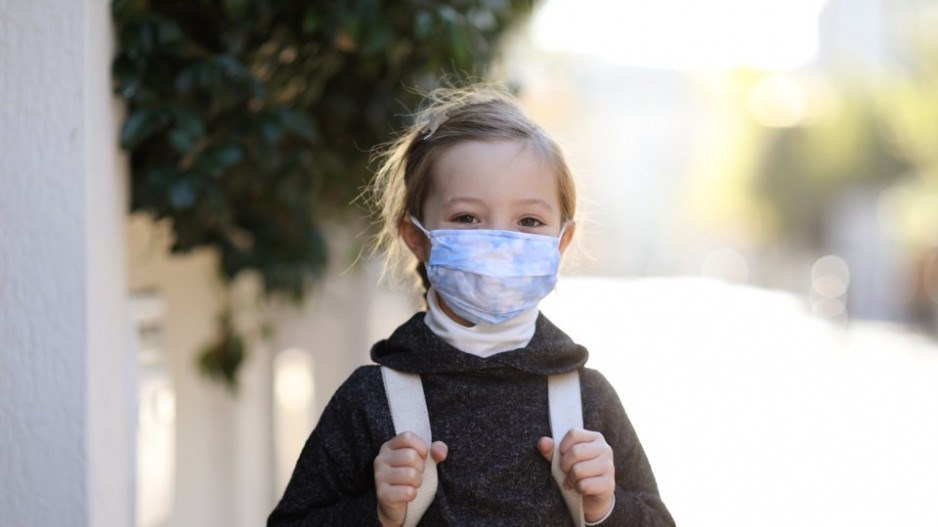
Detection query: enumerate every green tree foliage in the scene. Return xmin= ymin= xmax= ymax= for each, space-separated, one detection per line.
xmin=112 ymin=0 xmax=535 ymax=388
xmin=755 ymin=90 xmax=910 ymax=246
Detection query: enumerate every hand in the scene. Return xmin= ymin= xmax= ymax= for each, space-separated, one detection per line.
xmin=374 ymin=431 xmax=448 ymax=527
xmin=538 ymin=429 xmax=615 ymax=523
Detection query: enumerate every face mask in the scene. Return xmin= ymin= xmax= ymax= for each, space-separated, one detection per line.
xmin=410 ymin=217 xmax=565 ymax=325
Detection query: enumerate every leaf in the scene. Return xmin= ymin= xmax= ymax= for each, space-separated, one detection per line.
xmin=362 ymin=23 xmax=393 ymax=55
xmin=168 ymin=128 xmax=196 ymax=154
xmin=175 ymin=64 xmax=200 ymax=93
xmin=260 ymin=113 xmax=284 ymax=143
xmin=112 ymin=56 xmax=142 ymax=99
xmin=215 ymin=145 xmax=244 ymax=167
xmin=120 ymin=106 xmax=163 ymax=149
xmin=197 ymin=325 xmax=246 ymax=392
xmin=111 ymin=0 xmax=136 ymax=17
xmin=277 ymin=108 xmax=319 ymax=142
xmin=338 ymin=11 xmax=361 ymax=43
xmin=168 ymin=178 xmax=199 ymax=209
xmin=223 ymin=0 xmax=250 ymax=17
xmin=198 ymin=144 xmax=244 ymax=175
xmin=168 ymin=105 xmax=205 ymax=137
xmin=446 ymin=23 xmax=472 ymax=67
xmin=137 ymin=18 xmax=156 ymax=53
xmin=302 ymin=6 xmax=320 ymax=34
xmin=437 ymin=5 xmax=461 ymax=23
xmin=414 ymin=10 xmax=434 ymax=40
xmin=215 ymin=55 xmax=251 ymax=81
xmin=154 ymin=16 xmax=184 ymax=46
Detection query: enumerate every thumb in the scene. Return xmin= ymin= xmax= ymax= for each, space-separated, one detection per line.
xmin=430 ymin=441 xmax=448 ymax=463
xmin=537 ymin=436 xmax=554 ymax=462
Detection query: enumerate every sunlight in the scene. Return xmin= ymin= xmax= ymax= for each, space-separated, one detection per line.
xmin=532 ymin=0 xmax=829 ymax=70
xmin=541 ymin=276 xmax=938 ymax=526
xmin=273 ymin=348 xmax=316 ymax=493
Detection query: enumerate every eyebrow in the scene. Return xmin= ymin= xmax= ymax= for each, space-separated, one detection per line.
xmin=514 ymin=198 xmax=554 ymax=211
xmin=441 ymin=197 xmax=486 ymax=208
xmin=440 ymin=197 xmax=555 ymax=212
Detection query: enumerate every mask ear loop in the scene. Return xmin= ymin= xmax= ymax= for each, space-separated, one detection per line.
xmin=558 ymin=219 xmax=575 ymax=239
xmin=409 ymin=215 xmax=431 ymax=238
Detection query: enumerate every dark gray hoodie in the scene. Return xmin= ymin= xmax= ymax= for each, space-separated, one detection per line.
xmin=268 ymin=313 xmax=675 ymax=526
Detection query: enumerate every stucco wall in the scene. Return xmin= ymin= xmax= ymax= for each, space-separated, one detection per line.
xmin=0 ymin=0 xmax=133 ymax=525
xmin=85 ymin=0 xmax=135 ymax=525
xmin=0 ymin=0 xmax=90 ymax=524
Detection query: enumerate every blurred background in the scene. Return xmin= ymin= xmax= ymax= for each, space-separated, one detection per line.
xmin=2 ymin=0 xmax=937 ymax=526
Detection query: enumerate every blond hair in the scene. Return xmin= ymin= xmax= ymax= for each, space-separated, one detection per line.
xmin=368 ymin=84 xmax=576 ymax=289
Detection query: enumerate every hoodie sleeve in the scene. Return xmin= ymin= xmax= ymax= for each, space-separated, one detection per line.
xmin=268 ymin=366 xmax=391 ymax=527
xmin=581 ymin=368 xmax=676 ymax=527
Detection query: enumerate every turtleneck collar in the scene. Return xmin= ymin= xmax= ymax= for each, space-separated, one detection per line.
xmin=371 ymin=310 xmax=588 ymax=376
xmin=423 ymin=287 xmax=539 ymax=358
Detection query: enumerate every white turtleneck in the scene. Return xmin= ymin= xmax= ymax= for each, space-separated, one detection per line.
xmin=422 ymin=287 xmax=539 ymax=358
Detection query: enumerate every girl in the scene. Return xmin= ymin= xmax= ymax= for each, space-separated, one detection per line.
xmin=268 ymin=85 xmax=674 ymax=526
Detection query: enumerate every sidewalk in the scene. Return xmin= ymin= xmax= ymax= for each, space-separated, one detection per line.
xmin=542 ymin=276 xmax=938 ymax=526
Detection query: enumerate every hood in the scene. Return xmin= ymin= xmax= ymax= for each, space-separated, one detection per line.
xmin=371 ymin=312 xmax=588 ymax=376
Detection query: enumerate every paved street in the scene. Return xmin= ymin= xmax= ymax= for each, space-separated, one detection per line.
xmin=542 ymin=276 xmax=938 ymax=526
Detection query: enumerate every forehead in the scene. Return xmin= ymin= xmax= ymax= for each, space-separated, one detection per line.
xmin=429 ymin=139 xmax=560 ymax=202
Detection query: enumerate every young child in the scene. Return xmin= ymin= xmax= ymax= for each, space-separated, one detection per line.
xmin=268 ymin=85 xmax=674 ymax=526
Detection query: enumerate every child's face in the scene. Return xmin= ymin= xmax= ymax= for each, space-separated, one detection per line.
xmin=402 ymin=139 xmax=575 ymax=263
xmin=427 ymin=139 xmax=565 ymax=232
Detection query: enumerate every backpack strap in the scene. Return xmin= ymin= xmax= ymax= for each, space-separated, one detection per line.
xmin=548 ymin=370 xmax=586 ymax=527
xmin=380 ymin=367 xmax=438 ymax=527
xmin=381 ymin=366 xmax=584 ymax=527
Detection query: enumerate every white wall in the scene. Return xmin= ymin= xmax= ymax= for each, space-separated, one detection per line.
xmin=128 ymin=216 xmax=278 ymax=527
xmin=0 ymin=1 xmax=133 ymax=525
xmin=129 ymin=217 xmax=232 ymax=526
xmin=268 ymin=239 xmax=420 ymax=499
xmin=85 ymin=0 xmax=136 ymax=525
xmin=128 ymin=215 xmax=420 ymax=525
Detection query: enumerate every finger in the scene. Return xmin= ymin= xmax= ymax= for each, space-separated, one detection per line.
xmin=559 ymin=440 xmax=607 ymax=473
xmin=558 ymin=428 xmax=601 ymax=456
xmin=377 ymin=481 xmax=420 ymax=504
xmin=565 ymin=457 xmax=615 ymax=493
xmin=383 ymin=447 xmax=426 ymax=472
xmin=568 ymin=472 xmax=616 ymax=497
xmin=377 ymin=500 xmax=407 ymax=527
xmin=430 ymin=441 xmax=449 ymax=463
xmin=536 ymin=436 xmax=554 ymax=462
xmin=377 ymin=465 xmax=423 ymax=489
xmin=386 ymin=431 xmax=429 ymax=458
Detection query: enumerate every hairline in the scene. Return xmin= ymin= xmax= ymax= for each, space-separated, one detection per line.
xmin=407 ymin=136 xmax=566 ymax=219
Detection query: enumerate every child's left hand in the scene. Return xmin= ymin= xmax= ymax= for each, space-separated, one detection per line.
xmin=537 ymin=430 xmax=615 ymax=523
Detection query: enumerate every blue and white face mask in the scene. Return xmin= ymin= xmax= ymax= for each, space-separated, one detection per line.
xmin=410 ymin=216 xmax=565 ymax=326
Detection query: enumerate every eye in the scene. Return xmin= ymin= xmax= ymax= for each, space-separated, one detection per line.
xmin=452 ymin=214 xmax=479 ymax=224
xmin=518 ymin=217 xmax=545 ymax=228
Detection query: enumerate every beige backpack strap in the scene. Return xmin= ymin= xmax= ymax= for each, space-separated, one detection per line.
xmin=380 ymin=367 xmax=437 ymax=527
xmin=549 ymin=371 xmax=585 ymax=527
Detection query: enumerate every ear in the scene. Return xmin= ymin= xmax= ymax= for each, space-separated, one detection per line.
xmin=399 ymin=217 xmax=430 ymax=262
xmin=559 ymin=220 xmax=576 ymax=255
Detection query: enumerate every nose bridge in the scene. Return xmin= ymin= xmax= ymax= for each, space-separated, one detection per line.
xmin=486 ymin=199 xmax=515 ymax=231
xmin=489 ymin=213 xmax=514 ymax=231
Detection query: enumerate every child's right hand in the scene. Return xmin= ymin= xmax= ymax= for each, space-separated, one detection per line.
xmin=374 ymin=431 xmax=448 ymax=527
